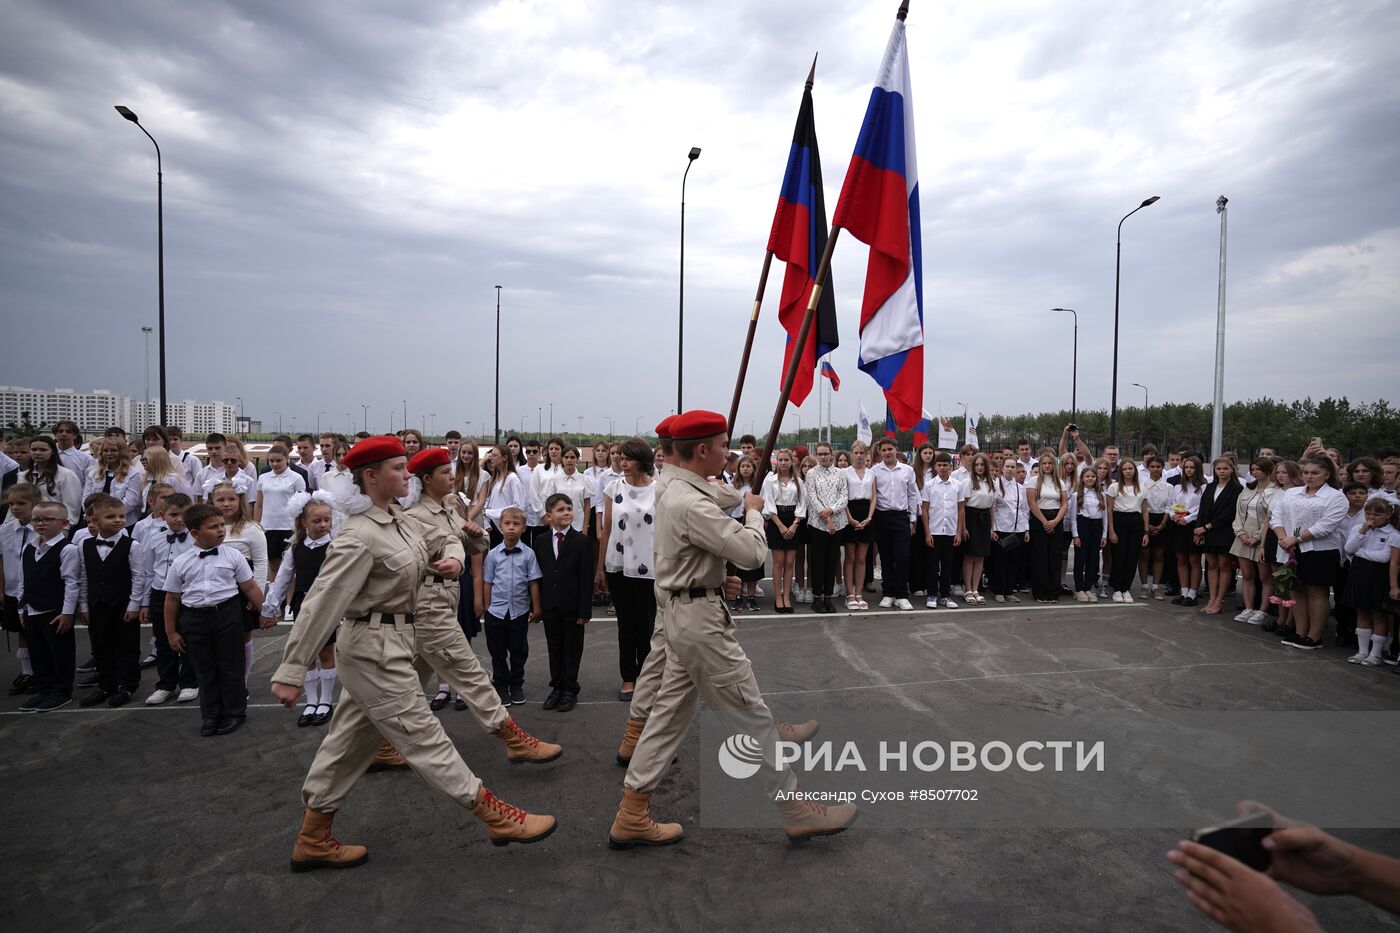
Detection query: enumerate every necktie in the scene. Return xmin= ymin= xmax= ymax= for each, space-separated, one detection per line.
xmin=103 ymin=472 xmax=114 ymax=493
xmin=167 ymin=531 xmax=187 ymax=544
xmin=555 ymin=531 xmax=564 ymax=557
xmin=198 ymin=548 xmax=218 ymax=559
xmin=95 ymin=539 xmax=116 ymax=548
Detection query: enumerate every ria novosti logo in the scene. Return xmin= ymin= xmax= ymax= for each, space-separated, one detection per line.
xmin=717 ymin=733 xmax=765 ymax=779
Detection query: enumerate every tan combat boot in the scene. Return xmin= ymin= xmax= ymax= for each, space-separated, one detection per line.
xmin=496 ymin=717 xmax=562 ymax=764
xmin=608 ymin=789 xmax=684 ymax=849
xmin=366 ymin=739 xmax=409 ymax=772
xmin=289 ymin=809 xmax=369 ymax=873
xmin=776 ymin=719 xmax=819 ymax=742
xmin=471 ymin=786 xmax=557 ymax=846
xmin=616 ymin=716 xmax=646 ymax=766
xmin=778 ymin=794 xmax=858 ymax=843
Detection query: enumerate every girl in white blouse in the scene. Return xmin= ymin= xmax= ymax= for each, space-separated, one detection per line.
xmin=209 ymin=480 xmax=269 ymax=686
xmin=990 ymin=457 xmax=1029 ymax=602
xmin=762 ymin=449 xmax=804 ymax=613
xmin=1026 ymin=451 xmax=1067 ymax=602
xmin=1105 ymin=458 xmax=1150 ymax=602
xmin=959 ymin=453 xmax=997 ymax=603
xmin=842 ymin=442 xmax=875 ymax=610
xmin=482 ymin=445 xmax=529 ymax=547
xmin=1230 ymin=458 xmax=1277 ymax=625
xmin=1342 ymin=497 xmax=1398 ymax=665
xmin=803 ymin=443 xmax=849 ymax=612
xmin=1169 ymin=456 xmax=1206 ymax=606
xmin=597 ymin=438 xmax=657 ymax=700
xmin=1067 ymin=466 xmax=1107 ymax=601
xmin=1270 ymin=457 xmax=1349 ymax=650
xmin=254 ymin=444 xmax=308 ymax=578
xmin=1139 ymin=456 xmax=1176 ymax=599
xmin=84 ymin=437 xmax=146 ymax=526
xmin=728 ymin=457 xmax=764 ymax=611
xmin=25 ymin=436 xmax=85 ymax=526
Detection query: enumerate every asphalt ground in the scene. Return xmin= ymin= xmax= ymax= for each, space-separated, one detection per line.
xmin=4 ymin=591 xmax=1399 ymax=932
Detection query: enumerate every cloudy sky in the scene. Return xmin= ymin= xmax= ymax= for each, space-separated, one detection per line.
xmin=2 ymin=0 xmax=1397 ymax=439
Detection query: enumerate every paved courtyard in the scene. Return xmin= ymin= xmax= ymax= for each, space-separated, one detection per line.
xmin=4 ymin=595 xmax=1398 ymax=932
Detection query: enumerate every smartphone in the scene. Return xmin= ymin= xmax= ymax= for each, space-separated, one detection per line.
xmin=1192 ymin=810 xmax=1273 ymax=871
xmin=1311 ymin=436 xmax=1323 ymax=447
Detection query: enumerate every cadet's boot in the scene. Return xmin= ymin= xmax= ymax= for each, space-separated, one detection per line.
xmin=616 ymin=716 xmax=646 ymax=766
xmin=290 ymin=809 xmax=369 ymax=872
xmin=366 ymin=739 xmax=409 ymax=772
xmin=608 ymin=789 xmax=684 ymax=849
xmin=778 ymin=794 xmax=858 ymax=842
xmin=776 ymin=719 xmax=819 ymax=742
xmin=471 ymin=786 xmax=557 ymax=846
xmin=496 ymin=717 xmax=562 ymax=763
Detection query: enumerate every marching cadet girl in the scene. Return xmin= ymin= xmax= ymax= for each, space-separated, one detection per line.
xmin=270 ymin=436 xmax=555 ymax=873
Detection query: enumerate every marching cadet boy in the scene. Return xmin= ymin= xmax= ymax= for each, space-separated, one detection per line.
xmin=608 ymin=410 xmax=855 ymax=849
xmin=270 ymin=436 xmax=555 ymax=874
xmin=404 ymin=447 xmax=561 ymax=760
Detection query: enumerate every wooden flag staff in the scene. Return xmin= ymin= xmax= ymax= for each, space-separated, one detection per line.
xmin=726 ymin=53 xmax=818 ymax=437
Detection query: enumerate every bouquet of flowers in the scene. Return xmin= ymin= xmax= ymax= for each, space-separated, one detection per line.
xmin=1169 ymin=502 xmax=1189 ymax=523
xmin=1270 ymin=527 xmax=1301 ymax=608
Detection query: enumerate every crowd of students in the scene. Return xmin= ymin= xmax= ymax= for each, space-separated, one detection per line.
xmin=3 ymin=421 xmax=1398 ymax=721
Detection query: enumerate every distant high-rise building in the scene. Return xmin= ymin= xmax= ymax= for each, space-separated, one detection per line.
xmin=0 ymin=386 xmax=236 ymax=436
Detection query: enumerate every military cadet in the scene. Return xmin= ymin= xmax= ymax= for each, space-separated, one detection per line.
xmin=608 ymin=410 xmax=855 ymax=848
xmin=614 ymin=417 xmax=814 ymax=767
xmin=403 ymin=447 xmax=561 ymax=762
xmin=270 ymin=436 xmax=555 ymax=873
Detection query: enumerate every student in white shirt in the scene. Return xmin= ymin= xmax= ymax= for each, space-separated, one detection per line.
xmin=543 ymin=446 xmax=592 ymax=533
xmin=294 ymin=435 xmax=322 ymax=492
xmin=990 ymin=457 xmax=1029 ymax=602
xmin=255 ymin=443 xmax=307 ymax=575
xmin=762 ymin=449 xmax=805 ymax=614
xmin=1168 ymin=456 xmax=1206 ymax=606
xmin=1026 ymin=451 xmax=1067 ymax=602
xmin=728 ymin=456 xmax=764 ymax=612
xmin=909 ymin=444 xmax=937 ymax=599
xmin=52 ymin=421 xmax=94 ymax=480
xmin=1342 ymin=497 xmax=1398 ymax=665
xmin=531 ymin=438 xmax=566 ymax=542
xmin=1106 ymin=458 xmax=1150 ymax=602
xmin=516 ymin=441 xmax=544 ymax=541
xmin=1067 ymin=465 xmax=1107 ymax=602
xmin=960 ymin=453 xmax=997 ymax=604
xmin=1 ymin=484 xmax=41 ymax=693
xmin=483 ymin=445 xmax=529 ymax=547
xmin=140 ymin=493 xmax=199 ymax=705
xmin=871 ymin=438 xmax=919 ymax=610
xmin=24 ymin=436 xmax=84 ymax=526
xmin=1139 ymin=456 xmax=1176 ymax=599
xmin=803 ymin=442 xmax=849 ymax=613
xmin=920 ymin=452 xmax=965 ymax=608
xmin=83 ymin=437 xmax=146 ymax=527
xmin=842 ymin=442 xmax=876 ymax=611
xmin=208 ymin=480 xmax=268 ymax=684
xmin=1270 ymin=457 xmax=1349 ymax=650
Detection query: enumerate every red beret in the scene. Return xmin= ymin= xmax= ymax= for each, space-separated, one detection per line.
xmin=670 ymin=409 xmax=728 ymax=441
xmin=408 ymin=447 xmax=451 ymax=475
xmin=794 ymin=445 xmax=810 ymax=459
xmin=655 ymin=415 xmax=676 ymax=440
xmin=343 ymin=436 xmax=406 ymax=470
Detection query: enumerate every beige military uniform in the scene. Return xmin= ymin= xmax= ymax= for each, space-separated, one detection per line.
xmin=629 ymin=465 xmax=741 ymax=719
xmin=624 ymin=467 xmax=797 ymax=798
xmin=403 ymin=495 xmax=506 ymax=734
xmin=272 ymin=504 xmax=472 ymax=813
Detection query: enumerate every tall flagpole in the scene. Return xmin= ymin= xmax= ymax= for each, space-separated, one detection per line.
xmin=756 ymin=228 xmax=842 ymax=484
xmin=727 ymin=54 xmax=817 ymax=436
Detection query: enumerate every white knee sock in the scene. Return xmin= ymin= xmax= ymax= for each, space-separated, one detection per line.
xmin=320 ymin=667 xmax=337 ymax=706
xmin=244 ymin=641 xmax=254 ymax=684
xmin=303 ymin=669 xmax=320 ymax=706
xmin=17 ymin=646 xmax=32 ymax=676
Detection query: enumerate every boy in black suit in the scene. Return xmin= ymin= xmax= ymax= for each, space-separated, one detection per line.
xmin=532 ymin=493 xmax=592 ymax=711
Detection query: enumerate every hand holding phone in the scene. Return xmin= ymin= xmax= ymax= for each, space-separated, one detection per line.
xmin=1192 ymin=810 xmax=1273 ymax=871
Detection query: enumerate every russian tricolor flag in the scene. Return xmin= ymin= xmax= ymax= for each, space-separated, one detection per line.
xmin=769 ymin=70 xmax=838 ymax=407
xmin=833 ymin=15 xmax=924 ymax=432
xmin=820 ymin=360 xmax=840 ymax=391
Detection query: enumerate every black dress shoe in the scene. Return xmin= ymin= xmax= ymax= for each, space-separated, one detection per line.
xmin=215 ymin=715 xmax=246 ymax=735
xmin=429 ymin=690 xmax=450 ymax=711
xmin=8 ymin=674 xmax=31 ymax=696
xmin=79 ymin=688 xmax=114 ymax=708
xmin=510 ymin=685 xmax=525 ymax=704
xmin=454 ymin=696 xmax=467 ymax=711
xmin=76 ymin=658 xmax=97 ymax=674
xmin=76 ymin=675 xmax=100 ymax=688
xmin=557 ymin=692 xmax=577 ymax=713
xmin=297 ymin=706 xmax=317 ymax=727
xmin=618 ymin=688 xmax=634 ymax=702
xmin=200 ymin=718 xmax=219 ymax=737
xmin=107 ymin=689 xmax=132 ymax=708
xmin=312 ymin=705 xmax=334 ymax=726
xmin=543 ymin=690 xmax=562 ymax=711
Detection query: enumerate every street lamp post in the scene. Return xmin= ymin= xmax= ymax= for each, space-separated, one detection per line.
xmin=1132 ymin=383 xmax=1148 ymax=453
xmin=140 ymin=325 xmax=152 ymax=423
xmin=1111 ymin=195 xmax=1160 ymax=445
xmin=634 ymin=415 xmax=642 ymax=436
xmin=430 ymin=413 xmax=436 ymax=436
xmin=361 ymin=405 xmax=369 ymax=432
xmin=520 ymin=415 xmax=528 ymax=435
xmin=606 ymin=416 xmax=614 ymax=438
xmin=1051 ymin=308 xmax=1078 ymax=423
xmin=235 ymin=396 xmax=243 ymax=434
xmin=577 ymin=415 xmax=582 ymax=437
xmin=402 ymin=400 xmax=407 ymax=435
xmin=274 ymin=411 xmax=282 ymax=435
xmin=114 ymin=106 xmax=167 ymax=426
xmin=678 ymin=146 xmax=701 ymax=413
xmin=316 ymin=411 xmax=325 ymax=434
xmin=1211 ymin=196 xmax=1229 ymax=461
xmin=494 ymin=286 xmax=503 ymax=444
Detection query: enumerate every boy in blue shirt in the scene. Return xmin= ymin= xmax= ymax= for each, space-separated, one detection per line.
xmin=482 ymin=507 xmax=541 ymax=707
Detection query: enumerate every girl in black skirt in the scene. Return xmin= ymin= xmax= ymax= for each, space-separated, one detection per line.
xmin=762 ymin=450 xmax=804 ymax=613
xmin=843 ymin=442 xmax=875 ymax=610
xmin=1193 ymin=457 xmax=1242 ymax=615
xmin=261 ymin=494 xmax=337 ymax=725
xmin=729 ymin=457 xmax=764 ymax=612
xmin=960 ymin=453 xmax=995 ymax=602
xmin=1169 ymin=457 xmax=1206 ymax=606
xmin=1343 ymin=497 xmax=1398 ymax=665
xmin=1271 ymin=457 xmax=1348 ymax=650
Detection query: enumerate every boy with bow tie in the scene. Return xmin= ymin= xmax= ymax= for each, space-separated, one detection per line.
xmin=140 ymin=493 xmax=199 ymax=705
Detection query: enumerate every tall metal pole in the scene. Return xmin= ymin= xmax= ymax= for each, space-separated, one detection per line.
xmin=1111 ymin=196 xmax=1159 ymax=445
xmin=501 ymin=282 xmax=506 ymax=442
xmin=115 ymin=107 xmax=167 ymax=425
xmin=1132 ymin=383 xmax=1148 ymax=453
xmin=1211 ymin=196 xmax=1229 ymax=460
xmin=678 ymin=147 xmax=701 ymax=413
xmin=1052 ymin=308 xmax=1077 ymax=422
xmin=402 ymin=399 xmax=407 ymax=433
xmin=141 ymin=325 xmax=152 ymax=424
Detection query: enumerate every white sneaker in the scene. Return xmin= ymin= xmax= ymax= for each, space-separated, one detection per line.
xmin=755 ymin=585 xmax=766 ymax=597
xmin=1347 ymin=650 xmax=1369 ymax=664
xmin=1111 ymin=592 xmax=1125 ymax=603
xmin=895 ymin=598 xmax=914 ymax=611
xmin=1362 ymin=655 xmax=1385 ymax=667
xmin=942 ymin=597 xmax=958 ymax=609
xmin=1008 ymin=594 xmax=1022 ymax=603
xmin=912 ymin=589 xmax=927 ymax=598
xmin=951 ymin=585 xmax=966 ymax=597
xmin=176 ymin=687 xmax=199 ymax=703
xmin=1122 ymin=592 xmax=1134 ymax=603
xmin=994 ymin=594 xmax=1006 ymax=603
xmin=873 ymin=567 xmax=883 ymax=580
xmin=1246 ymin=610 xmax=1269 ymax=625
xmin=926 ymin=598 xmax=938 ymax=609
xmin=1233 ymin=609 xmax=1254 ymax=622
xmin=878 ymin=596 xmax=895 ymax=609
xmin=145 ymin=688 xmax=173 ymax=706
xmin=834 ymin=583 xmax=845 ymax=598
